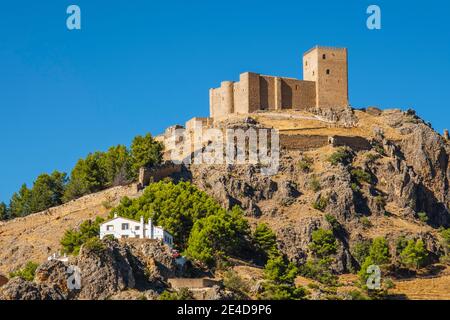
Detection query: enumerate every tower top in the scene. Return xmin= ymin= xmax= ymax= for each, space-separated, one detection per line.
xmin=304 ymin=46 xmax=347 ymax=56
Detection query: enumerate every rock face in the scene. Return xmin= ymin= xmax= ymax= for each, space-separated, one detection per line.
xmin=189 ymin=109 xmax=450 ymax=273
xmin=0 ymin=277 xmax=64 ymax=300
xmin=0 ymin=239 xmax=179 ymax=300
xmin=1 ymin=108 xmax=449 ymax=300
xmin=75 ymin=239 xmax=137 ymax=300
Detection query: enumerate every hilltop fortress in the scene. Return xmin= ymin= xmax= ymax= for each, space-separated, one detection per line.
xmin=210 ymin=46 xmax=348 ymax=119
xmin=156 ymin=46 xmax=360 ymax=163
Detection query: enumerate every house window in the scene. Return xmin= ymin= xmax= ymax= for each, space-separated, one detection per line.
xmin=122 ymin=223 xmax=129 ymax=230
xmin=122 ymin=235 xmax=129 ymax=239
xmin=106 ymin=225 xmax=114 ymax=231
xmin=135 ymin=235 xmax=140 ymax=239
xmin=135 ymin=226 xmax=140 ymax=230
xmin=326 ymin=69 xmax=330 ymax=75
xmin=322 ymin=54 xmax=326 ymax=59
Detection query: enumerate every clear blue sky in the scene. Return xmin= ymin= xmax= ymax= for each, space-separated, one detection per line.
xmin=0 ymin=0 xmax=449 ymax=203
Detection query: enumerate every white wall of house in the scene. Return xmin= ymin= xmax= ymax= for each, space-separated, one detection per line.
xmin=100 ymin=215 xmax=173 ymax=247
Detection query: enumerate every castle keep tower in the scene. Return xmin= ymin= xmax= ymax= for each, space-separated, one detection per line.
xmin=209 ymin=46 xmax=349 ymax=119
xmin=303 ymin=46 xmax=348 ymax=109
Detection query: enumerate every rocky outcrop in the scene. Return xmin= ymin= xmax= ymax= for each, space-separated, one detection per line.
xmin=276 ymin=216 xmax=323 ymax=266
xmin=374 ymin=110 xmax=450 ymax=226
xmin=75 ymin=239 xmax=137 ymax=300
xmin=188 ymin=111 xmax=449 ymax=274
xmin=0 ymin=277 xmax=64 ymax=300
xmin=0 ymin=239 xmax=179 ymax=300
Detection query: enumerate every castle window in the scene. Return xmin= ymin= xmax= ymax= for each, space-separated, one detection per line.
xmin=322 ymin=54 xmax=326 ymax=59
xmin=326 ymin=69 xmax=330 ymax=75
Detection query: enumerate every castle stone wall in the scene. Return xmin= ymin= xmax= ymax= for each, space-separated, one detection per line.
xmin=210 ymin=46 xmax=349 ymax=118
xmin=329 ymin=135 xmax=371 ymax=151
xmin=280 ymin=134 xmax=329 ymax=151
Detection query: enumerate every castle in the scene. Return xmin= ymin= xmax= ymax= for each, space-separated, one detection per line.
xmin=155 ymin=46 xmax=353 ymax=161
xmin=209 ymin=46 xmax=349 ymax=120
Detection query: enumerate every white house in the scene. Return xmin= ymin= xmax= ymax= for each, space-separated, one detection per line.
xmin=47 ymin=252 xmax=69 ymax=263
xmin=100 ymin=214 xmax=174 ymax=247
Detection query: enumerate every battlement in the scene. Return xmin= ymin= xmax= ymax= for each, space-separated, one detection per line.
xmin=210 ymin=46 xmax=349 ymax=120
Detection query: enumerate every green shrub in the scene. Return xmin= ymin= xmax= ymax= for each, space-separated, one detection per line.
xmin=312 ymin=195 xmax=328 ymax=212
xmin=351 ymin=168 xmax=372 ymax=184
xmin=372 ymin=144 xmax=386 ymax=156
xmin=309 ymin=176 xmax=321 ymax=192
xmin=384 ymin=278 xmax=395 ymax=289
xmin=347 ymin=289 xmax=370 ymax=300
xmin=395 ymin=236 xmax=409 ymax=255
xmin=350 ymin=183 xmax=361 ymax=193
xmin=253 ymin=223 xmax=279 ymax=258
xmin=258 ymin=282 xmax=307 ymax=300
xmin=83 ymin=237 xmax=106 ymax=253
xmin=9 ymin=261 xmax=39 ymax=281
xmin=0 ymin=202 xmax=8 ymax=221
xmin=325 ymin=214 xmax=340 ymax=232
xmin=298 ymin=258 xmax=338 ymax=286
xmin=184 ymin=206 xmax=250 ymax=266
xmin=365 ymin=152 xmax=381 ymax=163
xmin=60 ymin=217 xmax=104 ymax=255
xmin=298 ymin=156 xmax=313 ymax=173
xmin=374 ymin=195 xmax=386 ymax=210
xmin=399 ymin=239 xmax=428 ymax=270
xmin=264 ymin=255 xmax=298 ymax=284
xmin=351 ymin=239 xmax=372 ymax=265
xmin=259 ymin=255 xmax=307 ymax=300
xmin=358 ymin=256 xmax=375 ymax=285
xmin=360 ymin=217 xmax=372 ymax=229
xmin=223 ymin=270 xmax=250 ymax=299
xmin=159 ymin=288 xmax=194 ymax=300
xmin=417 ymin=212 xmax=428 ymax=223
xmin=328 ymin=147 xmax=353 ymax=166
xmin=369 ymin=237 xmax=391 ymax=265
xmin=441 ymin=228 xmax=450 ymax=255
xmin=309 ymin=229 xmax=337 ymax=258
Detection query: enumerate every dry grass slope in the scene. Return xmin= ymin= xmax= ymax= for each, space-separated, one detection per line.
xmin=0 ymin=184 xmax=141 ymax=274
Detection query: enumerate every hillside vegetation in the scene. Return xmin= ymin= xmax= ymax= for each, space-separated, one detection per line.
xmin=1 ymin=107 xmax=450 ymax=300
xmin=0 ymin=133 xmax=162 ymax=220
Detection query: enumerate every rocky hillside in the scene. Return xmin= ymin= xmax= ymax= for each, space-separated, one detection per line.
xmin=0 ymin=239 xmax=183 ymax=300
xmin=191 ymin=108 xmax=449 ymax=273
xmin=0 ymin=184 xmax=141 ymax=274
xmin=0 ymin=107 xmax=449 ymax=299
